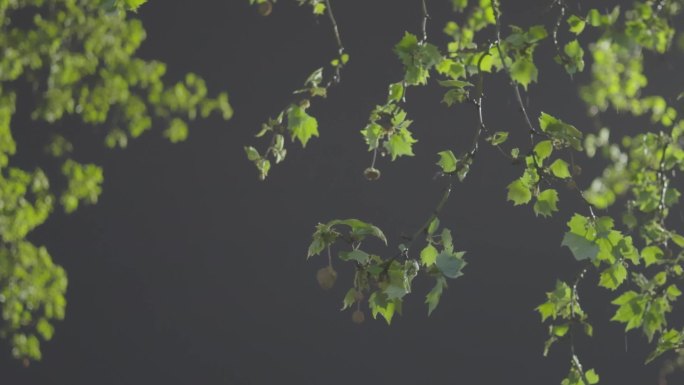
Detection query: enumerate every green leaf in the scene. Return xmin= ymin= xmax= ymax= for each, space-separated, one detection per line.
xmin=549 ymin=159 xmax=571 ymax=178
xmin=561 ymin=232 xmax=599 ymax=261
xmin=388 ymin=82 xmax=404 ymax=103
xmin=534 ymin=189 xmax=559 ymax=217
xmin=304 ymin=68 xmax=324 ymax=87
xmin=244 ymin=146 xmax=260 ymax=161
xmin=585 ymin=369 xmax=600 ymax=384
xmin=641 ymin=246 xmax=663 ymax=267
xmin=339 ymin=250 xmax=370 ymax=264
xmin=647 ymin=329 xmax=683 ymax=363
xmin=426 ymin=276 xmax=447 ymax=315
xmin=436 ymin=59 xmax=465 ymax=79
xmin=164 ymin=118 xmax=189 ymax=143
xmin=361 ymin=123 xmax=383 ymax=150
xmin=534 ymin=140 xmax=553 ymax=161
xmin=510 ymin=57 xmax=538 ymax=90
xmin=383 ymin=261 xmax=414 ymax=300
xmin=307 ymin=223 xmax=338 ymax=258
xmin=670 ymin=233 xmax=684 ymax=247
xmin=341 ymin=288 xmax=357 ymax=310
xmin=61 ymin=160 xmax=104 ymax=213
xmin=312 ymin=2 xmax=326 ymax=14
xmin=538 ymin=112 xmax=583 ymax=151
xmin=599 ymin=262 xmax=627 ymax=290
xmin=487 ymin=131 xmax=509 ymax=146
xmin=441 ymin=228 xmax=453 ymax=252
xmin=384 ymin=128 xmax=417 ymax=160
xmin=611 ymin=291 xmax=643 ymax=328
xmin=435 ymin=251 xmax=466 ymax=279
xmin=287 ymin=105 xmax=319 ymax=147
xmin=395 ymin=32 xmax=419 ymax=61
xmin=369 ymin=291 xmax=397 ymax=324
xmin=567 ymin=15 xmax=586 ymax=35
xmin=442 ymin=88 xmax=469 ymax=106
xmin=557 ymin=40 xmax=585 ymax=75
xmin=427 ymin=217 xmax=440 ymax=235
xmin=437 ymin=80 xmax=472 ymax=88
xmin=436 ymin=150 xmax=457 ymax=173
xmin=124 ymin=0 xmax=147 ymax=11
xmin=331 ymin=219 xmax=388 ymax=244
xmin=420 ymin=244 xmax=438 ymax=266
xmin=507 ymin=178 xmax=532 ymax=205
xmin=394 ymin=32 xmax=443 ymax=85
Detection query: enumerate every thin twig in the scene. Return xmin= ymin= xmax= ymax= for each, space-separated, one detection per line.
xmin=408 ymin=175 xmax=454 ymax=251
xmin=323 ymin=0 xmax=345 ymax=85
xmin=324 ymin=0 xmax=344 ymax=54
xmin=552 ymin=0 xmax=569 ymax=63
xmin=420 ymin=0 xmax=430 ymax=43
xmin=570 ymin=265 xmax=590 ymax=385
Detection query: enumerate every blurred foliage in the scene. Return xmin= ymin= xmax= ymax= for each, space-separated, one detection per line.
xmin=0 ymin=0 xmax=232 ymax=361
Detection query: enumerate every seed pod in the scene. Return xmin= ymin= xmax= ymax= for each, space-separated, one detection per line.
xmin=572 ymin=164 xmax=582 ymax=176
xmin=352 ymin=310 xmax=365 ymax=324
xmin=316 ymin=266 xmax=337 ymax=290
xmin=257 ymin=1 xmax=273 ymax=16
xmin=363 ymin=167 xmax=381 ymax=181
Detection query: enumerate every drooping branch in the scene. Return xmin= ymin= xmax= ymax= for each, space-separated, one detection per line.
xmin=246 ymin=0 xmax=349 ymax=180
xmin=492 ymin=1 xmax=541 ymax=141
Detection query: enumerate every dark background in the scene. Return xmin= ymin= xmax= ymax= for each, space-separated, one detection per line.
xmin=4 ymin=0 xmax=684 ymax=384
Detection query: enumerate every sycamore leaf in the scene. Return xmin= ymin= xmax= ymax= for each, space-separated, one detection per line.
xmin=330 ymin=219 xmax=387 ymax=244
xmin=244 ymin=146 xmax=260 ymax=161
xmin=539 ymin=112 xmax=583 ymax=151
xmin=507 ymin=178 xmax=532 ymax=205
xmin=435 ymin=251 xmax=466 ymax=279
xmin=534 ymin=189 xmax=559 ymax=217
xmin=124 ymin=0 xmax=147 ymax=11
xmin=387 ymin=82 xmax=404 ymax=103
xmin=599 ymin=262 xmax=627 ymax=290
xmin=510 ymin=57 xmax=538 ymax=90
xmin=567 ymin=15 xmax=586 ymax=35
xmin=437 ymin=150 xmax=457 ymax=173
xmin=288 ymin=105 xmax=319 ymax=147
xmin=339 ymin=250 xmax=370 ymax=264
xmin=426 ymin=276 xmax=447 ymax=316
xmin=641 ymin=245 xmax=663 ymax=267
xmin=420 ymin=244 xmax=438 ymax=266
xmin=341 ymin=288 xmax=357 ymax=310
xmin=384 ymin=128 xmax=417 ymax=160
xmin=549 ymin=159 xmax=571 ymax=178
xmin=533 ymin=140 xmax=553 ymax=161
xmin=369 ymin=291 xmax=397 ymax=324
xmin=562 ymin=232 xmax=599 ymax=261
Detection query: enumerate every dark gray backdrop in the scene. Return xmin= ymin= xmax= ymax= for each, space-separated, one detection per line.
xmin=4 ymin=1 xmax=684 ymax=384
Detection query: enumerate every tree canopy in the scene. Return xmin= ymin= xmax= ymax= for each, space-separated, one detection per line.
xmin=3 ymin=0 xmax=684 ymax=384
